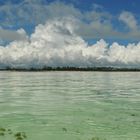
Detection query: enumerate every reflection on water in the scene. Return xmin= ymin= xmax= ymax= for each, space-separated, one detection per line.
xmin=0 ymin=72 xmax=140 ymax=140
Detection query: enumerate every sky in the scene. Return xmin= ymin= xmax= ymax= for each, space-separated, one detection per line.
xmin=1 ymin=0 xmax=140 ymax=43
xmin=0 ymin=0 xmax=140 ymax=69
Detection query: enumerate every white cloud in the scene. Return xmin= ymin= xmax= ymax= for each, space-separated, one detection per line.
xmin=119 ymin=11 xmax=137 ymax=30
xmin=0 ymin=18 xmax=140 ymax=69
xmin=92 ymin=3 xmax=103 ymax=10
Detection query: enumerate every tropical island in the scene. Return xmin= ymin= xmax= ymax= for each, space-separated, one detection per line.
xmin=0 ymin=67 xmax=140 ymax=71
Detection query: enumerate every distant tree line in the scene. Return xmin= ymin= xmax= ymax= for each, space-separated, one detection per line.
xmin=1 ymin=66 xmax=140 ymax=71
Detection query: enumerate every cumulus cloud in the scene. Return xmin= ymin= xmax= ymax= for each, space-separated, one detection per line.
xmin=119 ymin=11 xmax=137 ymax=30
xmin=0 ymin=17 xmax=140 ymax=69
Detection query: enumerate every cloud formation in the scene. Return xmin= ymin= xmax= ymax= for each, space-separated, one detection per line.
xmin=0 ymin=28 xmax=28 ymax=41
xmin=0 ymin=17 xmax=140 ymax=69
xmin=1 ymin=0 xmax=140 ymax=41
xmin=119 ymin=11 xmax=137 ymax=30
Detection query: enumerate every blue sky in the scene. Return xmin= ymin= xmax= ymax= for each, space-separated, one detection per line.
xmin=0 ymin=0 xmax=139 ymax=13
xmin=0 ymin=0 xmax=140 ymax=45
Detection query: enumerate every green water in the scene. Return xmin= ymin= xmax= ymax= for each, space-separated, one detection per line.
xmin=0 ymin=72 xmax=140 ymax=140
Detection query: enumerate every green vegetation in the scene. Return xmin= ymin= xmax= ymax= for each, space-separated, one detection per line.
xmin=0 ymin=127 xmax=27 ymax=140
xmin=90 ymin=137 xmax=106 ymax=140
xmin=0 ymin=128 xmax=5 ymax=136
xmin=62 ymin=127 xmax=67 ymax=132
xmin=91 ymin=137 xmax=100 ymax=140
xmin=14 ymin=132 xmax=27 ymax=140
xmin=0 ymin=127 xmax=107 ymax=140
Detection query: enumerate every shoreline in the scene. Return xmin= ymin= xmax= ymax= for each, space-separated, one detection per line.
xmin=0 ymin=67 xmax=140 ymax=72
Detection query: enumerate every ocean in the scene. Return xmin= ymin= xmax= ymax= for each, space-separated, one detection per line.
xmin=0 ymin=71 xmax=140 ymax=140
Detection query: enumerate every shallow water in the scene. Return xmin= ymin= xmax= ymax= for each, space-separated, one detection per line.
xmin=0 ymin=72 xmax=140 ymax=140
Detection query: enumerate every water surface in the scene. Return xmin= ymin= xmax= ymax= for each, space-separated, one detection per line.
xmin=0 ymin=72 xmax=140 ymax=140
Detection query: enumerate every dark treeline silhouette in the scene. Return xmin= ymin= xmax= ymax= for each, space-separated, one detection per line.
xmin=0 ymin=66 xmax=140 ymax=71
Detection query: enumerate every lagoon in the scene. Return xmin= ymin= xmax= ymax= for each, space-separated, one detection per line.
xmin=0 ymin=72 xmax=140 ymax=140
